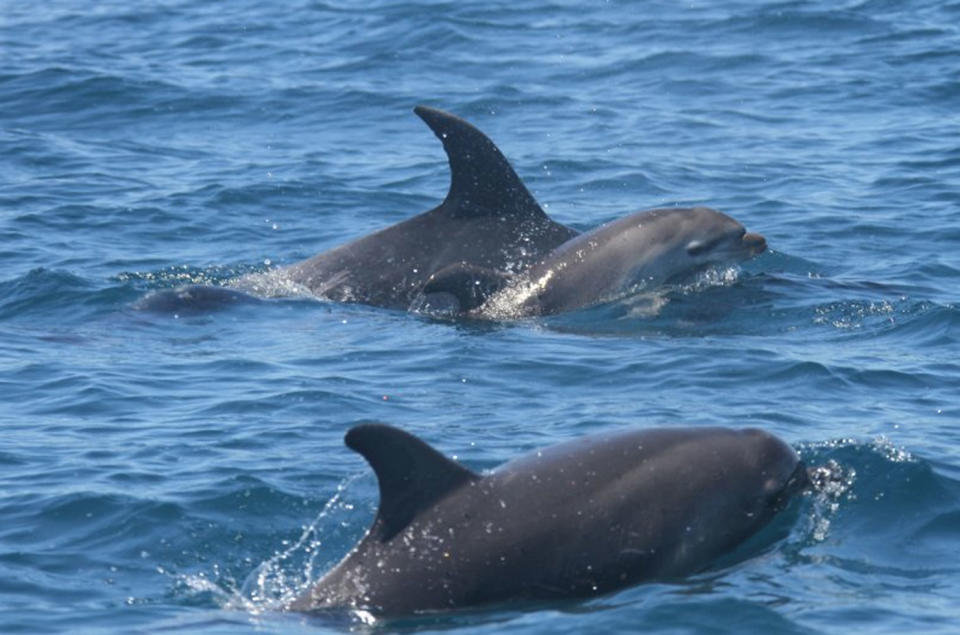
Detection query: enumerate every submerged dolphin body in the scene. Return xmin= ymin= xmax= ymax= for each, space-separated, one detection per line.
xmin=278 ymin=106 xmax=578 ymax=310
xmin=290 ymin=423 xmax=807 ymax=615
xmin=420 ymin=206 xmax=767 ymax=318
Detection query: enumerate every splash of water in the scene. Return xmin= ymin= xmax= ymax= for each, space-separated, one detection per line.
xmin=800 ymin=435 xmax=914 ymax=543
xmin=806 ymin=458 xmax=857 ymax=543
xmin=234 ymin=475 xmax=363 ymax=613
xmin=168 ymin=475 xmax=364 ymax=618
xmin=230 ymin=268 xmax=316 ymax=299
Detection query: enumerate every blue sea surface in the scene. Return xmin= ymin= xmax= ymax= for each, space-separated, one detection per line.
xmin=2 ymin=0 xmax=959 ymax=632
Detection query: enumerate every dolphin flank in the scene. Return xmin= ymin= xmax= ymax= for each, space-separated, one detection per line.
xmin=289 ymin=423 xmax=807 ymax=615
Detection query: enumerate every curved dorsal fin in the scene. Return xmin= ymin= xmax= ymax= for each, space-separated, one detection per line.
xmin=345 ymin=423 xmax=479 ymax=541
xmin=414 ymin=105 xmax=547 ymax=220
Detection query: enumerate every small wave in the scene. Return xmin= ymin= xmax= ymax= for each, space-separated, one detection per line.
xmin=796 ymin=436 xmax=958 ymax=552
xmin=812 ymin=298 xmax=899 ymax=330
xmin=0 ymin=268 xmax=107 ymax=321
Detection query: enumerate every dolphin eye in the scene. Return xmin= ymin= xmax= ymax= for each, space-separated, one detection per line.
xmin=686 ymin=237 xmax=722 ymax=256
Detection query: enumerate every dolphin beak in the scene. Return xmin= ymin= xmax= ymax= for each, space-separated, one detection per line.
xmin=741 ymin=232 xmax=766 ymax=256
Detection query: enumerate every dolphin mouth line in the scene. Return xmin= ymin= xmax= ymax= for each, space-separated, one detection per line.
xmin=741 ymin=232 xmax=767 ymax=256
xmin=770 ymin=460 xmax=811 ymax=511
xmin=786 ymin=460 xmax=812 ymax=495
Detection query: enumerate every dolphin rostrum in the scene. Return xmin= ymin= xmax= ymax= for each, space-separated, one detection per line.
xmin=289 ymin=423 xmax=807 ymax=615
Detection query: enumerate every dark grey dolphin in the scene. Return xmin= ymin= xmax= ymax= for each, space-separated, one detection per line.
xmin=420 ymin=206 xmax=767 ymax=318
xmin=289 ymin=423 xmax=807 ymax=615
xmin=277 ymin=106 xmax=577 ymax=310
xmin=138 ymin=107 xmax=574 ymax=314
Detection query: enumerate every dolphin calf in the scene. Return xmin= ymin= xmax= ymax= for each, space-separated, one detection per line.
xmin=275 ymin=106 xmax=577 ymax=310
xmin=419 ymin=206 xmax=767 ymax=318
xmin=290 ymin=423 xmax=807 ymax=615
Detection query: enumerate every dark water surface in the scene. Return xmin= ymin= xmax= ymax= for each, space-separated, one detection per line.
xmin=2 ymin=1 xmax=959 ymax=632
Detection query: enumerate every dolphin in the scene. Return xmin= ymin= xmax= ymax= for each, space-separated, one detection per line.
xmin=418 ymin=206 xmax=767 ymax=318
xmin=289 ymin=423 xmax=808 ymax=615
xmin=276 ymin=106 xmax=577 ymax=310
xmin=137 ymin=106 xmax=575 ymax=314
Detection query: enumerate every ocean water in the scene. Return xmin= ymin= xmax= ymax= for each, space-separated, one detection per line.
xmin=2 ymin=0 xmax=959 ymax=632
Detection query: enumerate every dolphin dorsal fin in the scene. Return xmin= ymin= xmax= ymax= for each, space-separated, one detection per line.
xmin=414 ymin=105 xmax=547 ymax=220
xmin=345 ymin=423 xmax=479 ymax=541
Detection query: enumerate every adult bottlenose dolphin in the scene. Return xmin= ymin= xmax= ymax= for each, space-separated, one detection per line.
xmin=277 ymin=106 xmax=577 ymax=310
xmin=137 ymin=106 xmax=576 ymax=314
xmin=289 ymin=423 xmax=808 ymax=615
xmin=419 ymin=206 xmax=767 ymax=318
